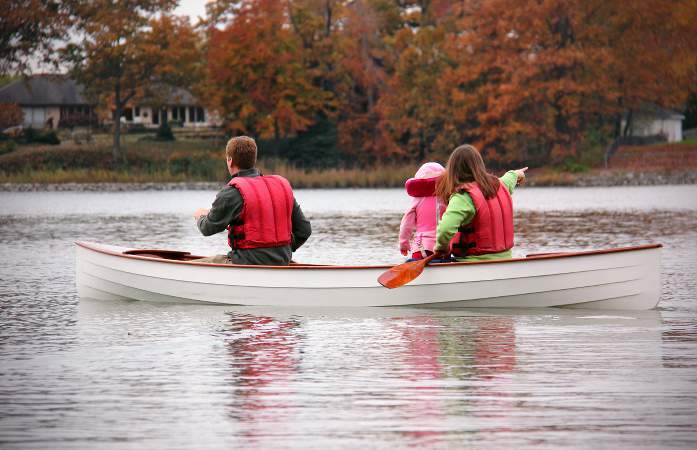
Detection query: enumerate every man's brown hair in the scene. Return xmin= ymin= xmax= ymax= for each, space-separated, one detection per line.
xmin=225 ymin=136 xmax=257 ymax=170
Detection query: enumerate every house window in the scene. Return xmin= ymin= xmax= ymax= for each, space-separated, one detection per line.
xmin=196 ymin=107 xmax=205 ymax=123
xmin=189 ymin=107 xmax=195 ymax=123
xmin=172 ymin=107 xmax=178 ymax=120
xmin=135 ymin=107 xmax=140 ymax=117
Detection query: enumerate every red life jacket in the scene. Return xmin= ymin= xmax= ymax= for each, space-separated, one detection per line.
xmin=450 ymin=182 xmax=514 ymax=257
xmin=227 ymin=175 xmax=294 ymax=249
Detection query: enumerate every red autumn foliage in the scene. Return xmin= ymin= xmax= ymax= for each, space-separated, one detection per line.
xmin=0 ymin=103 xmax=24 ymax=130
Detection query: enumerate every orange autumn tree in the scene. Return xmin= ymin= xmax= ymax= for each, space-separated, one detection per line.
xmin=63 ymin=0 xmax=179 ymax=158
xmin=605 ymin=0 xmax=697 ymax=139
xmin=138 ymin=15 xmax=203 ymax=112
xmin=441 ymin=0 xmax=618 ymax=166
xmin=332 ymin=0 xmax=403 ymax=161
xmin=376 ymin=25 xmax=451 ymax=160
xmin=204 ymin=0 xmax=331 ymax=151
xmin=375 ymin=0 xmax=463 ymax=161
xmin=198 ymin=0 xmax=696 ymax=166
xmin=0 ymin=103 xmax=24 ymax=130
xmin=440 ymin=0 xmax=697 ymax=166
xmin=0 ymin=0 xmax=74 ymax=75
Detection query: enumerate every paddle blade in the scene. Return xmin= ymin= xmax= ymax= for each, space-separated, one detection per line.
xmin=378 ymin=254 xmax=436 ymax=289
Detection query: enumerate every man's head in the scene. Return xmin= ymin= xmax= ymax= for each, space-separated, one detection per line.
xmin=225 ymin=136 xmax=257 ymax=175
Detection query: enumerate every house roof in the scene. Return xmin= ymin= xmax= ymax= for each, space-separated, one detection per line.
xmin=0 ymin=75 xmax=90 ymax=106
xmin=160 ymin=86 xmax=198 ymax=106
xmin=0 ymin=75 xmax=201 ymax=107
xmin=634 ymin=104 xmax=685 ymax=121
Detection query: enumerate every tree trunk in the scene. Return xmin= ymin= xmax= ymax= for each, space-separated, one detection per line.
xmin=324 ymin=1 xmax=332 ymax=37
xmin=113 ymin=82 xmax=122 ymax=160
xmin=623 ymin=109 xmax=633 ymax=137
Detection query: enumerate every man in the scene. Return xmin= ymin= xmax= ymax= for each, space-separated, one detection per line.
xmin=193 ymin=136 xmax=311 ymax=265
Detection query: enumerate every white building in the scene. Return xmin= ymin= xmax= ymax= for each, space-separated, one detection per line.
xmin=122 ymin=86 xmax=221 ymax=129
xmin=622 ymin=106 xmax=685 ymax=142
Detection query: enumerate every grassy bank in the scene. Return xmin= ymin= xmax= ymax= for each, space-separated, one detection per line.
xmin=1 ymin=133 xmax=696 ymax=188
xmin=0 ymin=164 xmax=416 ymax=188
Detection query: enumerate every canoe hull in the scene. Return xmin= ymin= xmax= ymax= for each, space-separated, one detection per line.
xmin=75 ymin=242 xmax=661 ymax=310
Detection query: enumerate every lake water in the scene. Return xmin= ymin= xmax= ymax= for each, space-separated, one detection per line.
xmin=1 ymin=185 xmax=697 ymax=449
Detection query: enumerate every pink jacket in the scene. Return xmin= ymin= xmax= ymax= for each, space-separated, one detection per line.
xmin=399 ymin=163 xmax=445 ymax=255
xmin=399 ymin=195 xmax=443 ymax=254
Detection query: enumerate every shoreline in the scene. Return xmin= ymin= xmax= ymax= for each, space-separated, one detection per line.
xmin=1 ymin=170 xmax=695 ymax=192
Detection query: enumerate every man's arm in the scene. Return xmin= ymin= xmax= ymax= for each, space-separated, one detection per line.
xmin=290 ymin=199 xmax=311 ymax=251
xmin=196 ymin=187 xmax=243 ymax=236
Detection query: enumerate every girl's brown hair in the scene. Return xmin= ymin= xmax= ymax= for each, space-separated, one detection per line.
xmin=435 ymin=144 xmax=500 ymax=204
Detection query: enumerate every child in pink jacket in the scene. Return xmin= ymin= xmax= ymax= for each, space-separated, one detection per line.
xmin=399 ymin=162 xmax=446 ymax=260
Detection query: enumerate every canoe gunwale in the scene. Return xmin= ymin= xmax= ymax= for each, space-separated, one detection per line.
xmin=75 ymin=241 xmax=662 ymax=270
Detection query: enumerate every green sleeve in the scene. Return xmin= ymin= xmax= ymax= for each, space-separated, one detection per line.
xmin=434 ymin=193 xmax=476 ymax=252
xmin=500 ymin=170 xmax=518 ymax=195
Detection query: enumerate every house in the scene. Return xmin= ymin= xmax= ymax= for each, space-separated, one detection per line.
xmin=0 ymin=75 xmax=95 ymax=129
xmin=0 ymin=75 xmax=218 ymax=130
xmin=122 ymin=85 xmax=220 ymax=129
xmin=622 ymin=106 xmax=685 ymax=143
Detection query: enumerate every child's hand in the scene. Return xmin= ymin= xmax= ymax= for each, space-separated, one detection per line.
xmin=400 ymin=244 xmax=409 ymax=256
xmin=514 ymin=167 xmax=528 ymax=184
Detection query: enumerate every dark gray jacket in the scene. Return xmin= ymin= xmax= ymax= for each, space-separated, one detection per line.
xmin=197 ymin=168 xmax=312 ymax=265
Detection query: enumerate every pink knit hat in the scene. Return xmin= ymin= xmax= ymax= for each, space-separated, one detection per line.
xmin=413 ymin=162 xmax=445 ymax=179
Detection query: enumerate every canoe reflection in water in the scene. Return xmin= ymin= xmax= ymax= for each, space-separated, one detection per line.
xmin=221 ymin=311 xmax=518 ymax=447
xmin=72 ymin=300 xmax=664 ymax=448
xmin=393 ymin=316 xmax=516 ymax=445
xmin=224 ymin=314 xmax=303 ymax=414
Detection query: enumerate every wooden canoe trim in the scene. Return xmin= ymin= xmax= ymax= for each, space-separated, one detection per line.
xmin=75 ymin=241 xmax=662 ymax=270
xmin=525 ymin=252 xmax=567 ymax=258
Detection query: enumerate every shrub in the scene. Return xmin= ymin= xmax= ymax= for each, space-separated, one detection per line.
xmin=563 ymin=159 xmax=589 ymax=173
xmin=20 ymin=128 xmax=60 ymax=145
xmin=156 ymin=122 xmax=175 ymax=141
xmin=617 ymin=134 xmax=666 ymax=146
xmin=0 ymin=140 xmax=17 ymax=155
xmin=127 ymin=123 xmax=148 ymax=134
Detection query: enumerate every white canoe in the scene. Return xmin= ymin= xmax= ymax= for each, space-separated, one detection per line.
xmin=75 ymin=241 xmax=662 ymax=310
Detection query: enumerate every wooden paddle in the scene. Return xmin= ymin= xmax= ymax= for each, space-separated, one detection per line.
xmin=378 ymin=253 xmax=437 ymax=289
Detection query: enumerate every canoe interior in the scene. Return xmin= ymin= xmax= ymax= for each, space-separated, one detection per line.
xmin=99 ymin=243 xmax=663 ymax=270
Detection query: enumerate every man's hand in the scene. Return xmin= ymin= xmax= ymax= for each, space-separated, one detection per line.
xmin=193 ymin=208 xmax=209 ymax=220
xmin=514 ymin=167 xmax=528 ymax=184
